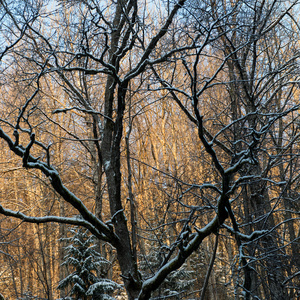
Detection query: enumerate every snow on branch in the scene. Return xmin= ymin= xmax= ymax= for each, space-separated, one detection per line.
xmin=0 ymin=204 xmax=108 ymax=241
xmin=52 ymin=106 xmax=114 ymax=123
xmin=223 ymin=224 xmax=268 ymax=241
xmin=0 ymin=126 xmax=117 ymax=244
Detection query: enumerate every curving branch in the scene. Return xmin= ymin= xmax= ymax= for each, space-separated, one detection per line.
xmin=0 ymin=126 xmax=117 ymax=245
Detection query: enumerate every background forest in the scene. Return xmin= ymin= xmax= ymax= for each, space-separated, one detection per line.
xmin=0 ymin=0 xmax=299 ymax=299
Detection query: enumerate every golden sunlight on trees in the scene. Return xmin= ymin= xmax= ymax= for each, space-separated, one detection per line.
xmin=0 ymin=0 xmax=299 ymax=299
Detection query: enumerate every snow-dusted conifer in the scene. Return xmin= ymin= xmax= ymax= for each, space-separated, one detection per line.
xmin=87 ymin=279 xmax=121 ymax=300
xmin=57 ymin=226 xmax=119 ymax=300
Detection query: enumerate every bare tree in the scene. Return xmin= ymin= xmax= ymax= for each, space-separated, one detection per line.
xmin=0 ymin=0 xmax=299 ymax=299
